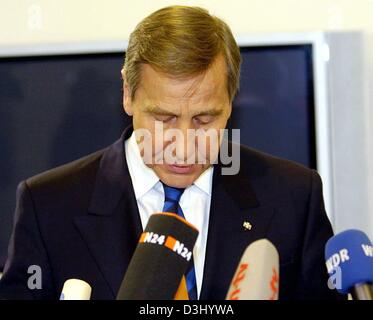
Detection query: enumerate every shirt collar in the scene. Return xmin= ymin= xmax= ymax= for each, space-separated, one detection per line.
xmin=193 ymin=165 xmax=213 ymax=196
xmin=125 ymin=131 xmax=160 ymax=200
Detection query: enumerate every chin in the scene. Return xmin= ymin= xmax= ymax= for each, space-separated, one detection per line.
xmin=159 ymin=174 xmax=196 ymax=189
xmin=155 ymin=165 xmax=201 ymax=188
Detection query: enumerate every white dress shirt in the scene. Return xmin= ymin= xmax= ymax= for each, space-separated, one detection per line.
xmin=125 ymin=132 xmax=213 ymax=298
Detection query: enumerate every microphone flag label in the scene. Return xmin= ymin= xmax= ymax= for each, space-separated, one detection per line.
xmin=139 ymin=231 xmax=193 ymax=261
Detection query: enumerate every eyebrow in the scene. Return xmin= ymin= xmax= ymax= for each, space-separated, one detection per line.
xmin=194 ymin=108 xmax=224 ymax=117
xmin=145 ymin=105 xmax=224 ymax=117
xmin=145 ymin=105 xmax=178 ymax=117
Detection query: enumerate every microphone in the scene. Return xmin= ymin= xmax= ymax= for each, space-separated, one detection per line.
xmin=116 ymin=212 xmax=199 ymax=300
xmin=174 ymin=276 xmax=189 ymax=300
xmin=226 ymin=239 xmax=280 ymax=300
xmin=325 ymin=229 xmax=373 ymax=300
xmin=59 ymin=279 xmax=92 ymax=300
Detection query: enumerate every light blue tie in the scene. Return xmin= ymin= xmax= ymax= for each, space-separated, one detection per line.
xmin=162 ymin=183 xmax=198 ymax=300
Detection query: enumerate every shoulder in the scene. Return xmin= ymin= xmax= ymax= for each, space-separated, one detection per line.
xmin=238 ymin=144 xmax=320 ymax=199
xmin=240 ymin=143 xmax=316 ymax=177
xmin=24 ymin=148 xmax=106 ymax=198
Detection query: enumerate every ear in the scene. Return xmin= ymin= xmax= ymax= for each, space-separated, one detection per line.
xmin=121 ymin=69 xmax=133 ymax=116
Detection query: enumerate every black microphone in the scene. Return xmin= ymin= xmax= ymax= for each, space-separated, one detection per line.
xmin=116 ymin=212 xmax=199 ymax=300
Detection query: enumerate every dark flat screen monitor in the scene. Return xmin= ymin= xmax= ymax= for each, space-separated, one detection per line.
xmin=0 ymin=44 xmax=316 ymax=269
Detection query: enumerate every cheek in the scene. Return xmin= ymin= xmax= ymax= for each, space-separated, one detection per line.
xmin=132 ymin=111 xmax=149 ymax=130
xmin=137 ymin=125 xmax=170 ymax=161
xmin=195 ymin=128 xmax=222 ymax=162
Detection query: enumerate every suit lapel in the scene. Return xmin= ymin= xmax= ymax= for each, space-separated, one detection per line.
xmin=73 ymin=126 xmax=142 ymax=298
xmin=200 ymin=159 xmax=276 ymax=300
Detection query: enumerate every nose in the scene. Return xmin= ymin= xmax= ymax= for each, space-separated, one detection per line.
xmin=175 ymin=124 xmax=196 ymax=164
xmin=162 ymin=122 xmax=196 ymax=165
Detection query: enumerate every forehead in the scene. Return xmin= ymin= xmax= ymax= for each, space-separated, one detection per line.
xmin=136 ymin=55 xmax=229 ymax=105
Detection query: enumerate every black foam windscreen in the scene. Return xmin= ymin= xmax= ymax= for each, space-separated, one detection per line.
xmin=116 ymin=212 xmax=199 ymax=300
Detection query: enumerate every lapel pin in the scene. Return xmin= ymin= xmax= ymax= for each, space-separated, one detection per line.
xmin=243 ymin=221 xmax=252 ymax=231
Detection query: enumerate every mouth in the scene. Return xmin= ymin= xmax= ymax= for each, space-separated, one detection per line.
xmin=165 ymin=164 xmax=194 ymax=174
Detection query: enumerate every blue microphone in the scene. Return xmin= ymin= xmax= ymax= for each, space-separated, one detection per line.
xmin=325 ymin=229 xmax=373 ymax=300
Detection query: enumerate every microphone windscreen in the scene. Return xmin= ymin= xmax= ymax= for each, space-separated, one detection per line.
xmin=325 ymin=229 xmax=373 ymax=294
xmin=226 ymin=239 xmax=279 ymax=300
xmin=60 ymin=279 xmax=92 ymax=300
xmin=116 ymin=212 xmax=199 ymax=300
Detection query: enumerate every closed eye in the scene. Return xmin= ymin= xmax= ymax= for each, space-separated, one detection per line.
xmin=153 ymin=114 xmax=177 ymax=123
xmin=193 ymin=115 xmax=214 ymax=125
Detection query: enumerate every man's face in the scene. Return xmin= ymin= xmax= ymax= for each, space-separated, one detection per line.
xmin=123 ymin=54 xmax=231 ymax=188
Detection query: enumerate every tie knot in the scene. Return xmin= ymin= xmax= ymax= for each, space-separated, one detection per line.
xmin=162 ymin=182 xmax=185 ymax=203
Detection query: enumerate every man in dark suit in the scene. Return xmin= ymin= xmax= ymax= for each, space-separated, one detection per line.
xmin=0 ymin=6 xmax=339 ymax=300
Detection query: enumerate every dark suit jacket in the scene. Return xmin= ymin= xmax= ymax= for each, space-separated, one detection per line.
xmin=0 ymin=126 xmax=340 ymax=300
